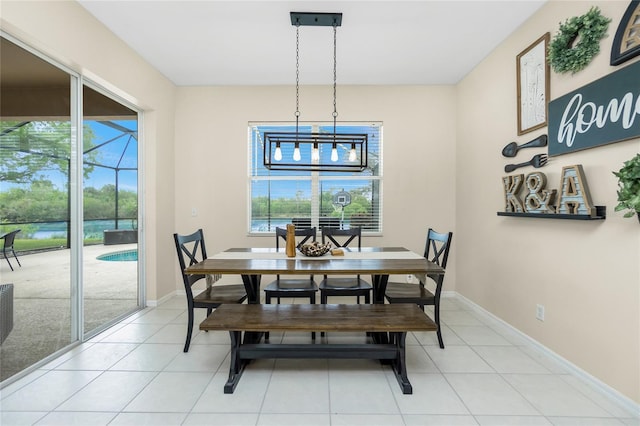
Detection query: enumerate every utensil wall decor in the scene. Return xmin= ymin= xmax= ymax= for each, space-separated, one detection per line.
xmin=504 ymin=154 xmax=548 ymax=173
xmin=502 ymin=134 xmax=548 ymax=157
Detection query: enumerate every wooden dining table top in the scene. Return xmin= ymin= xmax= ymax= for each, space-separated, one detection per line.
xmin=184 ymin=246 xmax=443 ymax=278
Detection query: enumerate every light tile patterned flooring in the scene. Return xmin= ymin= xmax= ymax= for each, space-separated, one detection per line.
xmin=1 ymin=295 xmax=638 ymax=426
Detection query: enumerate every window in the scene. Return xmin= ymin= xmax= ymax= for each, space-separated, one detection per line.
xmin=249 ymin=122 xmax=382 ymax=234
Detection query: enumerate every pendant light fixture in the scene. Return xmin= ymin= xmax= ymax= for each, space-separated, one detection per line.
xmin=263 ymin=12 xmax=368 ymax=172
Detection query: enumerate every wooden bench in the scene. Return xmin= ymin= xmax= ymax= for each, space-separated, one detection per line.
xmin=199 ymin=303 xmax=437 ymax=394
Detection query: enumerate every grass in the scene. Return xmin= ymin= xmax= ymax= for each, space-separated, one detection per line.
xmin=12 ymin=238 xmax=103 ymax=252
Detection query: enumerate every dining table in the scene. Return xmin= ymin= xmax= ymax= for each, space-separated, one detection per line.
xmin=185 ymin=245 xmax=445 ymax=393
xmin=184 ymin=246 xmax=445 ymax=306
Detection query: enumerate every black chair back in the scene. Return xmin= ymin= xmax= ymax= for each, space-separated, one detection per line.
xmin=275 ymin=226 xmax=315 ymax=280
xmin=173 ymin=228 xmax=207 ymax=290
xmin=321 ymin=227 xmax=361 ymax=249
xmin=275 ymin=226 xmax=316 ymax=251
xmin=321 ymin=227 xmax=362 ymax=279
xmin=424 ymin=228 xmax=453 ymax=281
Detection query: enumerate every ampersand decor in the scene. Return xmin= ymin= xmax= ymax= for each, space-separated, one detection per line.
xmin=500 ymin=166 xmax=598 ymax=218
xmin=548 ymin=6 xmax=612 ymax=74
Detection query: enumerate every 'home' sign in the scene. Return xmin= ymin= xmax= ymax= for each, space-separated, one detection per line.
xmin=548 ymin=60 xmax=640 ymax=157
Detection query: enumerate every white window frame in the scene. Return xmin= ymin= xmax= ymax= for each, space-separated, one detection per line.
xmin=248 ymin=121 xmax=383 ymax=235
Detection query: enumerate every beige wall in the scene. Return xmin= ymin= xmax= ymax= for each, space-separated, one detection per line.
xmin=457 ymin=0 xmax=639 ymax=403
xmin=0 ymin=0 xmax=178 ymax=300
xmin=2 ymin=0 xmax=638 ymax=406
xmin=173 ymin=85 xmax=458 ymax=286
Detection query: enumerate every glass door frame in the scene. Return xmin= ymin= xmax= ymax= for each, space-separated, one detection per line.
xmin=0 ymin=31 xmax=146 ymax=381
xmin=80 ymin=80 xmax=145 ymax=341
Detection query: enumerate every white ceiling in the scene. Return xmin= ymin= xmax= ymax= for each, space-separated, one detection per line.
xmin=77 ymin=0 xmax=546 ymax=86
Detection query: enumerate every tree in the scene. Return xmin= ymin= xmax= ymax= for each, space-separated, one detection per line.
xmin=0 ymin=121 xmax=97 ymax=184
xmin=0 ymin=180 xmax=137 ymax=224
xmin=0 ymin=179 xmax=68 ymax=222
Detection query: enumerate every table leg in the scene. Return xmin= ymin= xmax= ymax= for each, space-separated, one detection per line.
xmin=224 ymin=331 xmax=246 ymax=394
xmin=241 ymin=274 xmax=264 ymax=344
xmin=371 ymin=274 xmax=390 ymax=344
xmin=371 ymin=274 xmax=389 ymax=304
xmin=241 ymin=274 xmax=261 ymax=304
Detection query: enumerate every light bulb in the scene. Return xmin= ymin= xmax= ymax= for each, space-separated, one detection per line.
xmin=311 ymin=144 xmax=320 ymax=162
xmin=348 ymin=145 xmax=357 ymax=162
xmin=331 ymin=146 xmax=338 ymax=162
xmin=274 ymin=144 xmax=282 ymax=161
xmin=293 ymin=144 xmax=301 ymax=161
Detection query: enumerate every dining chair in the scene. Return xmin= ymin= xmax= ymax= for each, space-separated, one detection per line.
xmin=384 ymin=228 xmax=453 ymax=349
xmin=263 ymin=226 xmax=318 ymax=340
xmin=319 ymin=226 xmax=372 ymax=304
xmin=1 ymin=229 xmax=22 ymax=271
xmin=173 ymin=229 xmax=247 ymax=352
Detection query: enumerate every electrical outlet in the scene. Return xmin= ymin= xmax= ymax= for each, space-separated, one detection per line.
xmin=191 ymin=207 xmax=197 ymax=217
xmin=406 ymin=274 xmax=414 ymax=283
xmin=536 ymin=304 xmax=545 ymax=321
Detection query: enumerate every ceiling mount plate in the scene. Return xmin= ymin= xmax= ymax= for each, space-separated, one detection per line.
xmin=290 ymin=12 xmax=342 ymax=27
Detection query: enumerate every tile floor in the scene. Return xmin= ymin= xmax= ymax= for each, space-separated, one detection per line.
xmin=1 ymin=295 xmax=638 ymax=426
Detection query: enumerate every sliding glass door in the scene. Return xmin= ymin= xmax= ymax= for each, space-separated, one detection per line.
xmin=0 ymin=34 xmax=142 ymax=384
xmin=82 ymin=86 xmax=140 ymax=336
xmin=0 ymin=36 xmax=74 ymax=382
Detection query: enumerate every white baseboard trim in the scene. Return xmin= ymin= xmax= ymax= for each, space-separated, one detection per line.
xmin=146 ymin=290 xmax=178 ymax=307
xmin=453 ymin=292 xmax=639 ymax=418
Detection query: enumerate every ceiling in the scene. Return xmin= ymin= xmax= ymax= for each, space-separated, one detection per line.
xmin=77 ymin=1 xmax=547 ymax=86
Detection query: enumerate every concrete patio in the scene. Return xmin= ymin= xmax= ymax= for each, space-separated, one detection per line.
xmin=0 ymin=244 xmax=140 ymax=382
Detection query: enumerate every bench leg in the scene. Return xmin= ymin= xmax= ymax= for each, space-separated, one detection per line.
xmin=224 ymin=331 xmax=246 ymax=394
xmin=390 ymin=332 xmax=412 ymax=394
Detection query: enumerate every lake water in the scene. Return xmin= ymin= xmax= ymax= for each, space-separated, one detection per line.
xmin=28 ymin=218 xmax=344 ymax=237
xmin=28 ymin=220 xmax=137 ymax=239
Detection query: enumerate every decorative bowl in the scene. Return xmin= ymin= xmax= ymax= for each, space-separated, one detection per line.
xmin=298 ymin=242 xmax=332 ymax=257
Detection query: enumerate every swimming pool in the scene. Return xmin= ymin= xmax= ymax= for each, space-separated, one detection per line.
xmin=96 ymin=249 xmax=138 ymax=262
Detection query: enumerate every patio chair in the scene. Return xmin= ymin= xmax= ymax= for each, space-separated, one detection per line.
xmin=1 ymin=229 xmax=22 ymax=271
xmin=174 ymin=229 xmax=247 ymax=352
xmin=263 ymin=226 xmax=318 ymax=340
xmin=319 ymin=227 xmax=372 ymax=304
xmin=384 ymin=228 xmax=453 ymax=349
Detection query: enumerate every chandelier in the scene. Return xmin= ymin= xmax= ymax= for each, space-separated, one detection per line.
xmin=263 ymin=12 xmax=368 ymax=172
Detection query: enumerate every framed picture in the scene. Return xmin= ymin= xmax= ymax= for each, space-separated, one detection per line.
xmin=517 ymin=33 xmax=550 ymax=135
xmin=610 ymin=1 xmax=640 ymax=66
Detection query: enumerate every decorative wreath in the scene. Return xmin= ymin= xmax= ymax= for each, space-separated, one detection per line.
xmin=548 ymin=6 xmax=611 ymax=74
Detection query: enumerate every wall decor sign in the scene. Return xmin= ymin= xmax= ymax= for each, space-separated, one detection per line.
xmin=610 ymin=0 xmax=640 ymax=66
xmin=499 ymin=165 xmax=605 ymax=220
xmin=547 ymin=59 xmax=640 ymax=157
xmin=517 ymin=33 xmax=550 ymax=135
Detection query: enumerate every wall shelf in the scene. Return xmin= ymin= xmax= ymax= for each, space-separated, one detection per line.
xmin=497 ymin=206 xmax=606 ymax=220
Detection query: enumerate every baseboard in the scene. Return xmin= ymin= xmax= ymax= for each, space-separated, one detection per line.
xmin=146 ymin=290 xmax=177 ymax=307
xmin=453 ymin=292 xmax=640 ymax=418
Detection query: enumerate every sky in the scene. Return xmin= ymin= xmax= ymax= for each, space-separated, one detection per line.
xmin=84 ymin=120 xmax=138 ymax=191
